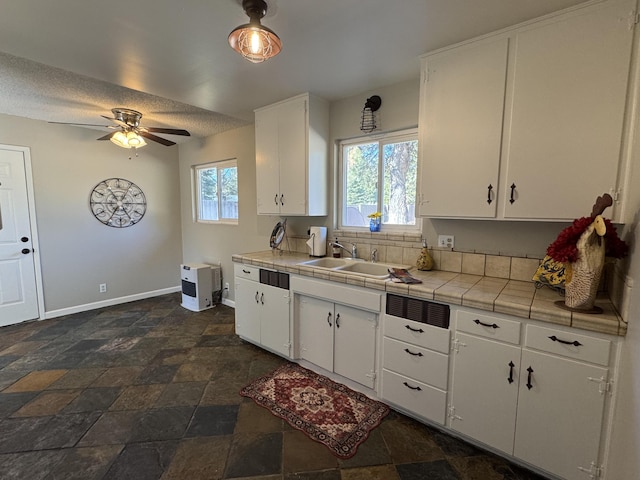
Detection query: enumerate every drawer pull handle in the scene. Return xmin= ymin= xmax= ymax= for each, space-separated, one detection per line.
xmin=336 ymin=313 xmax=341 ymax=329
xmin=327 ymin=312 xmax=332 ymax=327
xmin=548 ymin=335 xmax=582 ymax=347
xmin=526 ymin=366 xmax=534 ymax=390
xmin=508 ymin=361 xmax=515 ymax=384
xmin=404 ymin=348 xmax=423 ymax=357
xmin=474 ymin=319 xmax=499 ymax=329
xmin=487 ymin=184 xmax=493 ymax=205
xmin=405 ymin=325 xmax=424 ymax=333
xmin=403 ymin=381 xmax=422 ymax=391
xmin=243 ymin=269 xmax=251 ymax=274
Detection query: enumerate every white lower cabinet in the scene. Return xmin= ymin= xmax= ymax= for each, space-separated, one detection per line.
xmin=292 ymin=276 xmax=380 ymax=390
xmin=380 ymin=295 xmax=451 ymax=425
xmin=450 ymin=308 xmax=614 ymax=480
xmin=234 ymin=264 xmax=291 ymax=357
xmin=297 ymin=295 xmax=377 ymax=388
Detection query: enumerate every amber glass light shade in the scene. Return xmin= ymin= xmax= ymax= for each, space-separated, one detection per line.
xmin=228 ymin=21 xmax=281 ymax=63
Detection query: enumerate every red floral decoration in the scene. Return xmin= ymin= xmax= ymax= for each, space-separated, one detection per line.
xmin=546 ymin=217 xmax=629 ymax=263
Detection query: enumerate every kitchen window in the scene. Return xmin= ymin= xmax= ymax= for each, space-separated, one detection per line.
xmin=339 ymin=129 xmax=418 ymax=231
xmin=193 ymin=159 xmax=238 ymax=224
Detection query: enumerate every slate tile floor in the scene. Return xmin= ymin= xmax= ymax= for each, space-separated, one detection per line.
xmin=0 ymin=293 xmax=548 ymax=480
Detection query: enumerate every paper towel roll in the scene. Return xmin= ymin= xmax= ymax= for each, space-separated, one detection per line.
xmin=306 ymin=226 xmax=327 ymax=257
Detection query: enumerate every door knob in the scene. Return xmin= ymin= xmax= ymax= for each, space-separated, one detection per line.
xmin=22 ymin=248 xmax=31 ymax=254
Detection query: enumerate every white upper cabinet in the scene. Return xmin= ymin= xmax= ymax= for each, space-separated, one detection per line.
xmin=418 ymin=37 xmax=509 ymax=218
xmin=255 ymin=93 xmax=329 ymax=216
xmin=418 ymin=0 xmax=637 ymax=221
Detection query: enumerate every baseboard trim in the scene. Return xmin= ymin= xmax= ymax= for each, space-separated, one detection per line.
xmin=44 ymin=286 xmax=182 ymax=320
xmin=221 ymin=298 xmax=235 ymax=308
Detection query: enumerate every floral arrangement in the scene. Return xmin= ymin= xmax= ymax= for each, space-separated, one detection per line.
xmin=546 ymin=216 xmax=628 ymax=263
xmin=367 ymin=212 xmax=382 ymax=219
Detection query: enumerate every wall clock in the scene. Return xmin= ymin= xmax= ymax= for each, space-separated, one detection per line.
xmin=89 ymin=178 xmax=147 ymax=228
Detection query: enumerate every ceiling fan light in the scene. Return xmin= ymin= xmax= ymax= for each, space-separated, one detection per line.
xmin=126 ymin=131 xmax=146 ymax=147
xmin=110 ymin=130 xmax=147 ymax=149
xmin=110 ymin=131 xmax=130 ymax=148
xmin=228 ymin=0 xmax=281 ymax=63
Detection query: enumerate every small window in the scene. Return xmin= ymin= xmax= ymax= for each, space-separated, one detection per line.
xmin=339 ymin=129 xmax=418 ymax=230
xmin=193 ymin=159 xmax=238 ymax=224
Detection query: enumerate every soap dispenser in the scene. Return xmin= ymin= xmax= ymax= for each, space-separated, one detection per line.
xmin=332 ymin=238 xmax=341 ymax=258
xmin=416 ymin=238 xmax=434 ymax=271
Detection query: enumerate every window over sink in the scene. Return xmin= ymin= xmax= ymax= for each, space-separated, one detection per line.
xmin=339 ymin=129 xmax=419 ymax=232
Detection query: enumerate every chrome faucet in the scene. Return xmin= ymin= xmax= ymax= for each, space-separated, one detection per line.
xmin=371 ymin=248 xmax=378 ymax=263
xmin=330 ymin=241 xmax=358 ymax=259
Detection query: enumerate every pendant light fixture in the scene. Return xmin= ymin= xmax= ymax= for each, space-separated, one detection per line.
xmin=228 ymin=0 xmax=282 ymax=63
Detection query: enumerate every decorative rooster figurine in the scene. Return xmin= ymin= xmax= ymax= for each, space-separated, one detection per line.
xmin=533 ymin=194 xmax=628 ymax=313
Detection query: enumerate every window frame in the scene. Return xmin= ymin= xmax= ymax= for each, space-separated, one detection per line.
xmin=192 ymin=158 xmax=239 ymax=225
xmin=338 ymin=128 xmax=420 ymax=233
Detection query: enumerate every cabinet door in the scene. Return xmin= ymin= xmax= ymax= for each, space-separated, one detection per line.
xmin=418 ymin=37 xmax=508 ymax=218
xmin=234 ymin=278 xmax=261 ymax=344
xmin=450 ymin=333 xmax=521 ymax=454
xmin=297 ymin=295 xmax=334 ymax=372
xmin=514 ymin=349 xmax=608 ymax=480
xmin=503 ymin=0 xmax=634 ymax=220
xmin=277 ymin=97 xmax=307 ymax=215
xmin=333 ymin=304 xmax=377 ymax=389
xmin=260 ymin=284 xmax=291 ymax=357
xmin=255 ymin=106 xmax=281 ymax=215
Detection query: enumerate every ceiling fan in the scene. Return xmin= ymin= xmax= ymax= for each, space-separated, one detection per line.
xmin=50 ymin=108 xmax=191 ymax=148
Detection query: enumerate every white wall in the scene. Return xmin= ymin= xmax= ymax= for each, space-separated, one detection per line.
xmin=0 ymin=113 xmax=183 ymax=314
xmin=178 ymin=125 xmax=279 ymax=300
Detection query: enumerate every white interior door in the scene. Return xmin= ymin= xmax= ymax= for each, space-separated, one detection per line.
xmin=0 ymin=146 xmax=40 ymax=326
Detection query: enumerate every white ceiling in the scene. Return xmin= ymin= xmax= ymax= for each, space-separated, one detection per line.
xmin=0 ymin=0 xmax=590 ymax=141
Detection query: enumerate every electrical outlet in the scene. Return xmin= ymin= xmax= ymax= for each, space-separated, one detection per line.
xmin=437 ymin=235 xmax=455 ymax=249
xmin=99 ymin=283 xmax=107 ymax=293
xmin=224 ymin=282 xmax=230 ymax=290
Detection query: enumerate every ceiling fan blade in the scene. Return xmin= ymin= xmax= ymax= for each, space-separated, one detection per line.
xmin=101 ymin=115 xmax=129 ymax=128
xmin=145 ymin=127 xmax=191 ymax=136
xmin=96 ymin=132 xmax=116 ymax=141
xmin=49 ymin=121 xmax=113 ymax=128
xmin=139 ymin=131 xmax=176 ymax=146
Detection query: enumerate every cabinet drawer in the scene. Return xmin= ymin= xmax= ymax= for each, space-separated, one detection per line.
xmin=456 ymin=310 xmax=521 ymax=345
xmin=383 ymin=337 xmax=448 ymax=389
xmin=524 ymin=325 xmax=611 ymax=367
xmin=234 ymin=264 xmax=259 ymax=281
xmin=383 ymin=316 xmax=450 ymax=354
xmin=381 ymin=369 xmax=447 ymax=425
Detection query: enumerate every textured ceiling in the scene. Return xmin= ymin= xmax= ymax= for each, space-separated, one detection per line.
xmin=0 ymin=0 xmax=591 ymax=142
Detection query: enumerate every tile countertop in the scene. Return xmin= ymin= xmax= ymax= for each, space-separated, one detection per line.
xmin=232 ymin=251 xmax=626 ymax=337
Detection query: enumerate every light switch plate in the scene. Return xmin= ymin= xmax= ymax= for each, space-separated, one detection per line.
xmin=438 ymin=235 xmax=455 ymax=249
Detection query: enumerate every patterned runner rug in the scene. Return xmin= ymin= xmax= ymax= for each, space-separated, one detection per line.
xmin=240 ymin=362 xmax=390 ymax=459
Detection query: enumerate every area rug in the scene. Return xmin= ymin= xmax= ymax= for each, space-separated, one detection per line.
xmin=240 ymin=362 xmax=390 ymax=459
